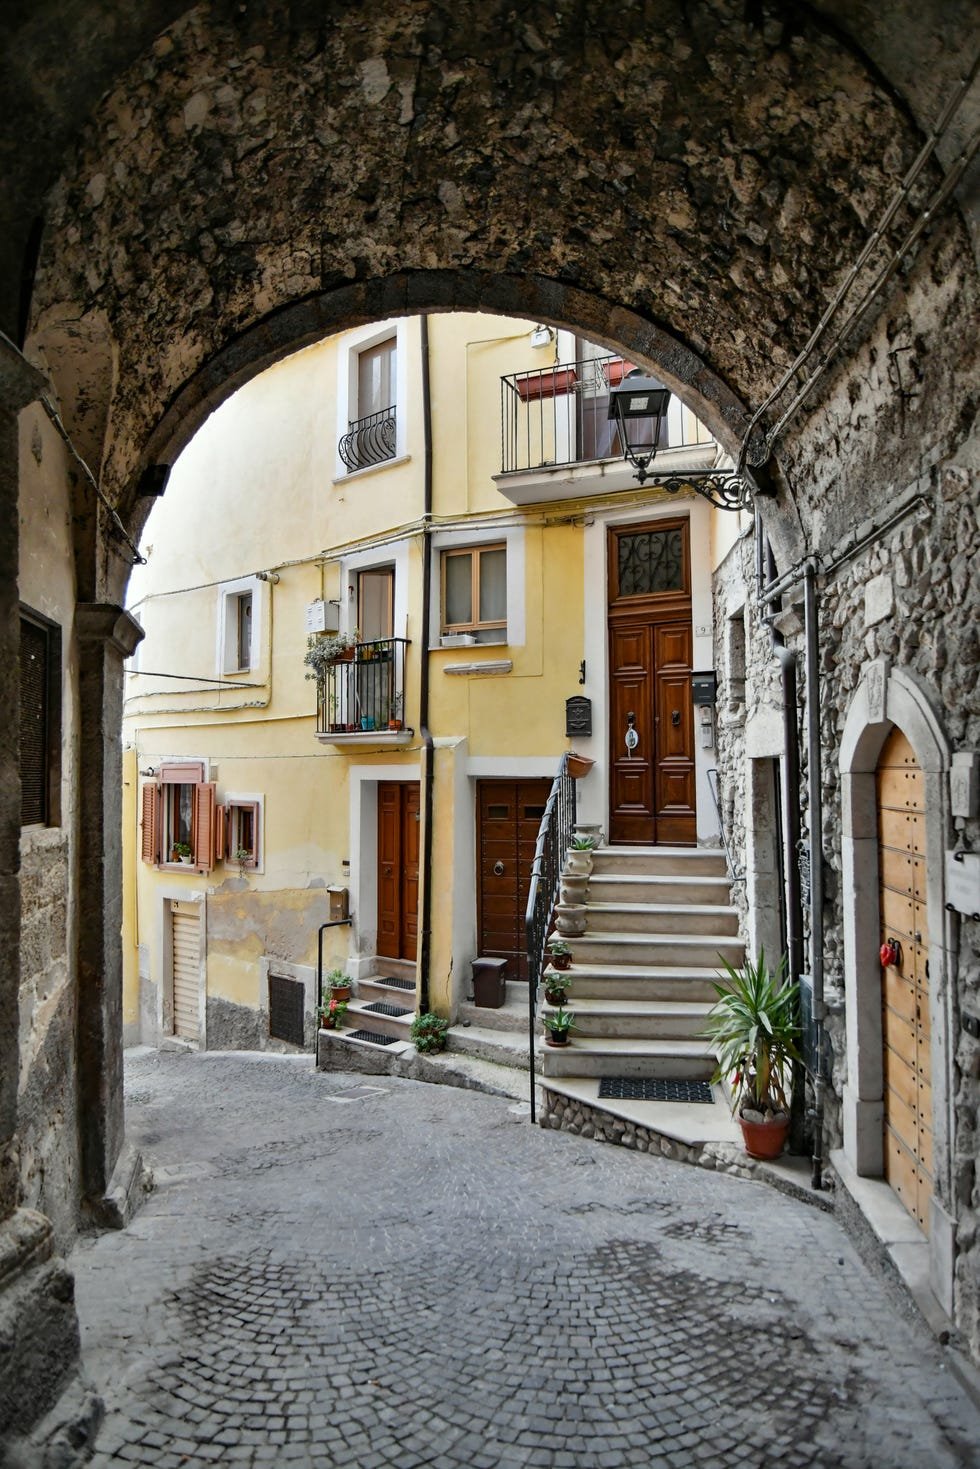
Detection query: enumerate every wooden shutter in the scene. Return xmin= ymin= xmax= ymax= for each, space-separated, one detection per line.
xmin=141 ymin=784 xmax=161 ymax=865
xmin=193 ymin=782 xmax=217 ymax=870
xmin=215 ymin=803 xmax=227 ymax=863
xmin=160 ymin=760 xmax=205 ymax=784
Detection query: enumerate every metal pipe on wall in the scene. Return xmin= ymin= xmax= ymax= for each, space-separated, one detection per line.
xmin=804 ymin=564 xmax=826 ymax=1189
xmin=418 ymin=315 xmax=435 ymax=1015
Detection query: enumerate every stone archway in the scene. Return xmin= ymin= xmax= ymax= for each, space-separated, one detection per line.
xmin=839 ymin=660 xmax=956 ymax=1312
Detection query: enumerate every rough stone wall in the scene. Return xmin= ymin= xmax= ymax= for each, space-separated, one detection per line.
xmin=26 ymin=0 xmax=945 ymax=516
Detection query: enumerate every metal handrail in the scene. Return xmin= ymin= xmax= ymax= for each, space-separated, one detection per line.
xmin=338 ymin=405 xmax=397 ymax=472
xmin=706 ymin=766 xmax=744 ymax=884
xmin=524 ymin=754 xmax=577 ymax=1122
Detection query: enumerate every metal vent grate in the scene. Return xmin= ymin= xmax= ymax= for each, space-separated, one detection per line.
xmin=268 ymin=974 xmax=305 ymax=1048
xmin=363 ymin=1001 xmax=412 ymax=1018
xmin=347 ymin=1029 xmax=399 ymax=1047
xmin=598 ymin=1078 xmax=714 ymax=1104
xmin=378 ymin=976 xmax=415 ymax=991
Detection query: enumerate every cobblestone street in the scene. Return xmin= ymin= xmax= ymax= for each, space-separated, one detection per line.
xmin=72 ymin=1050 xmax=980 ymax=1468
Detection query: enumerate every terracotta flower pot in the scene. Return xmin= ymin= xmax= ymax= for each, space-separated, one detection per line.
xmin=330 ymin=985 xmax=352 ymax=1003
xmin=549 ymin=951 xmax=572 ymax=971
xmin=739 ymin=1113 xmax=790 ymax=1160
xmin=543 ymin=988 xmax=567 ymax=1006
xmin=565 ymin=753 xmax=595 ymax=779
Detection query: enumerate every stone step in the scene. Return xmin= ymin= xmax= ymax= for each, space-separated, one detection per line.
xmin=569 ymin=931 xmax=744 ymax=968
xmin=447 ymin=1024 xmax=531 ymax=1071
xmin=342 ymin=999 xmax=415 ymax=1042
xmin=539 ymin=1035 xmax=717 ymax=1079
xmin=587 ymin=872 xmax=734 ymax=905
xmin=357 ymin=974 xmax=419 ymax=1006
xmin=456 ymin=980 xmax=528 ymax=1035
xmin=541 ymin=996 xmax=714 ymax=1040
xmin=553 ymin=962 xmax=723 ymax=1001
xmin=590 ymin=846 xmax=728 ymax=877
xmin=583 ymin=901 xmax=740 ymax=936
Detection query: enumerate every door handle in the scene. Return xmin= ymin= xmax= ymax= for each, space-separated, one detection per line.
xmin=671 ymin=709 xmax=681 ymax=727
xmin=494 ymin=861 xmax=505 ymax=876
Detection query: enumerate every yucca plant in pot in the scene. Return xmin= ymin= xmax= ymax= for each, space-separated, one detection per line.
xmin=701 ymin=950 xmax=802 ymax=1161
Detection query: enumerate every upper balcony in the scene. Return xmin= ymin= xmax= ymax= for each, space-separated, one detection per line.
xmin=338 ymin=405 xmax=397 ymax=474
xmin=314 ymin=637 xmax=413 ymax=746
xmin=493 ymin=354 xmax=719 ymax=506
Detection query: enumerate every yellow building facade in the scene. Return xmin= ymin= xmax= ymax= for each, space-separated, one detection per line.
xmin=122 ymin=312 xmax=746 ymax=1051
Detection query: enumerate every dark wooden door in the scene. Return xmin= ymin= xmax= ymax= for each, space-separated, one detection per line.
xmin=378 ymin=781 xmax=420 ymax=962
xmin=608 ymin=519 xmax=695 ymax=845
xmin=477 ymin=780 xmax=551 ymax=980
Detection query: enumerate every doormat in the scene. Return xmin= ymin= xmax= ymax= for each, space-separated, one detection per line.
xmin=598 ymin=1078 xmax=714 ymax=1103
xmin=363 ymin=1002 xmax=412 ymax=1018
xmin=378 ymin=976 xmax=415 ymax=990
xmin=347 ymin=1029 xmax=399 ymax=1047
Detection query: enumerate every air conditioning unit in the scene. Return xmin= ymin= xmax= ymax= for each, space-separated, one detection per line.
xmin=306 ymin=599 xmax=340 ymax=634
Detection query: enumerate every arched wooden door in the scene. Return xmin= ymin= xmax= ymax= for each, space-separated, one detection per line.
xmin=876 ymin=728 xmax=932 ymax=1234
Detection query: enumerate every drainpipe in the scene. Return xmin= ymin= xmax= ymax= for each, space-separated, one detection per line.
xmin=803 ymin=564 xmax=826 ymax=1189
xmin=418 ymin=316 xmax=434 ymax=1014
xmin=768 ymin=567 xmax=807 ymax=1155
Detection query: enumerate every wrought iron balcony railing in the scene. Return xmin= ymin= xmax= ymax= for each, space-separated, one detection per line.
xmin=315 ymin=637 xmax=410 ymax=737
xmin=338 ymin=405 xmax=397 ymax=473
xmin=524 ymin=755 xmax=577 ymax=1123
xmin=500 ymin=355 xmax=711 ymax=475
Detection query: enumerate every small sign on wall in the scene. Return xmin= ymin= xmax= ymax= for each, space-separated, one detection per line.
xmin=945 ymin=850 xmax=980 ymax=920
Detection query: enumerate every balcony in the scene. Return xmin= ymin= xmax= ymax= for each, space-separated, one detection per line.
xmin=314 ymin=638 xmax=412 ymax=745
xmin=494 ymin=355 xmax=718 ymax=506
xmin=338 ymin=405 xmax=397 ymax=473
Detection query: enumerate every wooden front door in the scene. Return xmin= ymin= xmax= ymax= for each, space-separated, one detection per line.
xmin=477 ymin=780 xmax=551 ymax=980
xmin=608 ymin=519 xmax=695 ymax=845
xmin=378 ymin=782 xmax=420 ymax=962
xmin=877 ymin=728 xmax=932 ymax=1234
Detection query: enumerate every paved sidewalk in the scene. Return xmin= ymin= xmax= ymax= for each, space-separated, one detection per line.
xmin=72 ymin=1049 xmax=980 ymax=1468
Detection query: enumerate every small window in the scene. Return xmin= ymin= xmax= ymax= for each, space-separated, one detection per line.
xmin=20 ymin=608 xmax=61 ymax=827
xmin=225 ymin=797 xmax=262 ymax=870
xmin=340 ymin=337 xmax=397 ymax=473
xmin=217 ymin=584 xmax=257 ymax=675
xmin=441 ymin=544 xmax=507 ymax=643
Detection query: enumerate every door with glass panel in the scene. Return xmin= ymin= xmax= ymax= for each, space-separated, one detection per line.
xmin=607 ymin=518 xmax=695 ymax=845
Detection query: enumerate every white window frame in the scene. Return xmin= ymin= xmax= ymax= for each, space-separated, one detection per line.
xmin=334 ymin=318 xmax=409 ymax=480
xmin=223 ymin=791 xmax=265 ymax=874
xmin=217 ymin=575 xmax=263 ymax=676
xmin=429 ymin=525 xmax=525 ymax=650
xmin=338 ymin=541 xmax=411 ymax=642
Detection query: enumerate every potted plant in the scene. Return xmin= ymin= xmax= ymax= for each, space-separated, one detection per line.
xmin=303 ymin=630 xmax=359 ymax=679
xmin=173 ymin=841 xmax=193 ymax=866
xmin=546 ymin=937 xmax=572 ymax=972
xmin=326 ymin=968 xmax=353 ymax=1002
xmin=564 ymin=835 xmax=598 ymax=877
xmin=702 ymin=950 xmax=802 ymax=1160
xmin=387 ymin=692 xmax=404 ymax=731
xmin=234 ymin=845 xmax=250 ymax=877
xmin=543 ymin=1006 xmax=575 ymax=1047
xmin=318 ymin=996 xmax=348 ymax=1030
xmin=410 ymin=1013 xmax=450 ymax=1053
xmin=542 ymin=971 xmax=571 ymax=1007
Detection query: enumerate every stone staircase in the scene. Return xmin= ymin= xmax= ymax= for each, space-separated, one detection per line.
xmin=342 ymin=959 xmax=417 ymax=1045
xmin=541 ymin=846 xmax=742 ymax=1080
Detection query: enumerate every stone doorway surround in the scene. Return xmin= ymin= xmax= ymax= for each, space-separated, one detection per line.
xmin=837 ymin=658 xmax=956 ymax=1319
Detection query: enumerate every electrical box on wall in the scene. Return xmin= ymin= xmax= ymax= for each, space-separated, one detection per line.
xmin=327 ymin=886 xmax=349 ymax=922
xmin=306 ymin=599 xmax=340 ymax=634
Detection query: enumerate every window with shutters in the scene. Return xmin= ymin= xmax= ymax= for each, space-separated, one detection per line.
xmin=141 ymin=761 xmax=217 ymax=870
xmin=20 ymin=608 xmax=61 ymax=827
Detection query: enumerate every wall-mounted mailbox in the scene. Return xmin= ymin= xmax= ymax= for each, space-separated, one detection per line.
xmin=327 ymin=885 xmax=349 ymax=922
xmin=691 ymin=670 xmax=718 ymax=706
xmin=565 ymin=695 xmax=592 ymax=738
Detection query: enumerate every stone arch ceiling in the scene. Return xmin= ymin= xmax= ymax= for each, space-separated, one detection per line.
xmin=3 ymin=1 xmax=978 ymax=514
